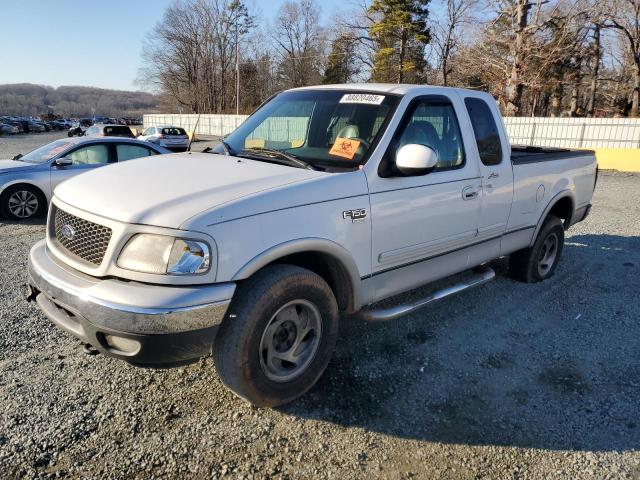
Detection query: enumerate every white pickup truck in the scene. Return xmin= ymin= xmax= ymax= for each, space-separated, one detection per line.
xmin=28 ymin=84 xmax=597 ymax=406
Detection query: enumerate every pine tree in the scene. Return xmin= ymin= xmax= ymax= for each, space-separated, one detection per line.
xmin=323 ymin=34 xmax=356 ymax=84
xmin=368 ymin=0 xmax=431 ymax=83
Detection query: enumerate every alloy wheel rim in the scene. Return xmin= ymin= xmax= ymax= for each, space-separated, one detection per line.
xmin=259 ymin=299 xmax=322 ymax=383
xmin=8 ymin=191 xmax=38 ymax=218
xmin=537 ymin=233 xmax=558 ymax=277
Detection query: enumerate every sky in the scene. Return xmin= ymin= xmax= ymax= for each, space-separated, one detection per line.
xmin=0 ymin=0 xmax=344 ymax=92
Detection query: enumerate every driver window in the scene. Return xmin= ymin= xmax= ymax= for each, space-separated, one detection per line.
xmin=397 ymin=101 xmax=465 ymax=170
xmin=67 ymin=144 xmax=109 ymax=165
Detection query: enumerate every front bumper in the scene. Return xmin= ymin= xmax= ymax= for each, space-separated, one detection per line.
xmin=28 ymin=240 xmax=236 ymax=367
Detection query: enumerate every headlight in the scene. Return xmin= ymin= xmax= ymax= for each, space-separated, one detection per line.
xmin=117 ymin=234 xmax=211 ymax=275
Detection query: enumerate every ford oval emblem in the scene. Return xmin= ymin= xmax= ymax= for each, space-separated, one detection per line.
xmin=60 ymin=224 xmax=75 ymax=241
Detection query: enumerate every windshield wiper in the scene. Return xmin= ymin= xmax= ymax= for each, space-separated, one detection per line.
xmin=12 ymin=154 xmax=23 ymax=161
xmin=240 ymin=147 xmax=315 ymax=170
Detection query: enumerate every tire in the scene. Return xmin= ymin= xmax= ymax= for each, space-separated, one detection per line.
xmin=1 ymin=185 xmax=46 ymax=221
xmin=509 ymin=215 xmax=564 ymax=283
xmin=213 ymin=264 xmax=339 ymax=407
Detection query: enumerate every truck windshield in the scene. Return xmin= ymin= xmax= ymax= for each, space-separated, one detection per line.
xmin=220 ymin=90 xmax=399 ymax=168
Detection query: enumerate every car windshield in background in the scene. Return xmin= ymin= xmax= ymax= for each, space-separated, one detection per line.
xmin=222 ymin=90 xmax=399 ymax=167
xmin=20 ymin=140 xmax=73 ymax=163
xmin=161 ymin=127 xmax=187 ymax=136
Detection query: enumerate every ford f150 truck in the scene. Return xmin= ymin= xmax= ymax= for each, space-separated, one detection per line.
xmin=27 ymin=84 xmax=597 ymax=406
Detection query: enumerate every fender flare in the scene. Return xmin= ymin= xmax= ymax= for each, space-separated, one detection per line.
xmin=529 ymin=190 xmax=575 ymax=247
xmin=232 ymin=237 xmax=363 ymax=311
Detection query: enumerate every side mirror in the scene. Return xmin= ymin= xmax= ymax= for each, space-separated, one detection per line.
xmin=395 ymin=144 xmax=438 ymax=176
xmin=54 ymin=157 xmax=73 ymax=167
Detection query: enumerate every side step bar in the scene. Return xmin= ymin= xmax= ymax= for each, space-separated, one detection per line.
xmin=357 ymin=265 xmax=496 ymax=322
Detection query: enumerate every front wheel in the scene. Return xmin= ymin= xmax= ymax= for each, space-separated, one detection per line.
xmin=213 ymin=265 xmax=339 ymax=407
xmin=509 ymin=215 xmax=565 ymax=282
xmin=1 ymin=185 xmax=46 ymax=220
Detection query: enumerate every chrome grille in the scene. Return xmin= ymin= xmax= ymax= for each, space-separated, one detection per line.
xmin=53 ymin=207 xmax=112 ymax=265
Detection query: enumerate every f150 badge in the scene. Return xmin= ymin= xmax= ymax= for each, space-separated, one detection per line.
xmin=342 ymin=209 xmax=367 ymax=223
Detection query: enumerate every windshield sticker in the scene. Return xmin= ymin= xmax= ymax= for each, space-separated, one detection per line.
xmin=339 ymin=93 xmax=385 ymax=105
xmin=329 ymin=137 xmax=361 ymax=160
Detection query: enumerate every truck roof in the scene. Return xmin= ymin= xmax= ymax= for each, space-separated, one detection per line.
xmin=291 ymin=83 xmax=486 ymax=97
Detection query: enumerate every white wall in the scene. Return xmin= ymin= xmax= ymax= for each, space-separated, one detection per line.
xmin=144 ymin=114 xmax=640 ymax=149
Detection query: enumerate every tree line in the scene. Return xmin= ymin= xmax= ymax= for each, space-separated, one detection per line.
xmin=0 ymin=84 xmax=160 ymax=117
xmin=141 ymin=0 xmax=640 ymax=117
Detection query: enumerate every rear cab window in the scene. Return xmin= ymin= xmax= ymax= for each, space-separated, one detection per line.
xmin=464 ymin=98 xmax=503 ymax=166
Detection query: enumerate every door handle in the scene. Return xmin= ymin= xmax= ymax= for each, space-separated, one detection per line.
xmin=462 ymin=186 xmax=479 ymax=200
xmin=488 ymin=172 xmax=500 ymax=179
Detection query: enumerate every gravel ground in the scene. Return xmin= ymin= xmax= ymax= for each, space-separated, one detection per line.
xmin=1 ymin=134 xmax=639 ymax=478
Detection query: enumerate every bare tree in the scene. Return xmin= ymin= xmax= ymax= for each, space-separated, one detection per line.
xmin=586 ymin=22 xmax=602 ymax=116
xmin=430 ymin=0 xmax=477 ymax=86
xmin=603 ymin=0 xmax=640 ymax=116
xmin=273 ymin=0 xmax=326 ymax=88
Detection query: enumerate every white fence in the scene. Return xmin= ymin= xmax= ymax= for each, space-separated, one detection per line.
xmin=144 ymin=114 xmax=640 ymax=149
xmin=504 ymin=117 xmax=640 ymax=149
xmin=144 ymin=114 xmax=248 ymax=137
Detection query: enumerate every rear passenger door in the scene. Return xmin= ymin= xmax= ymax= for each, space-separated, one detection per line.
xmin=463 ymin=95 xmax=514 ymax=239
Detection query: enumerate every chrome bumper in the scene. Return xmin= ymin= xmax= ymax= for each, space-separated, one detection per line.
xmin=28 ymin=240 xmax=236 ymax=366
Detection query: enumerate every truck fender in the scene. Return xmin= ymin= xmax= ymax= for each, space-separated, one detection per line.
xmin=231 ymin=237 xmax=363 ymax=312
xmin=529 ymin=190 xmax=575 ymax=247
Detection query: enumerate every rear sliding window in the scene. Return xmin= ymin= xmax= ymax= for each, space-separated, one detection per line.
xmin=464 ymin=98 xmax=502 ymax=166
xmin=161 ymin=128 xmax=186 ymax=136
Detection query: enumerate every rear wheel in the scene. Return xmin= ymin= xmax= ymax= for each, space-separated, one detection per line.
xmin=509 ymin=215 xmax=564 ymax=282
xmin=1 ymin=185 xmax=46 ymax=221
xmin=213 ymin=265 xmax=339 ymax=407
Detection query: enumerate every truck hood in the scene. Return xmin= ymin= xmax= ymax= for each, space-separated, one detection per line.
xmin=0 ymin=160 xmax=39 ymax=173
xmin=54 ymin=153 xmax=325 ymax=228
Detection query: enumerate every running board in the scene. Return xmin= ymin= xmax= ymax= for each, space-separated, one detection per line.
xmin=357 ymin=265 xmax=495 ymax=322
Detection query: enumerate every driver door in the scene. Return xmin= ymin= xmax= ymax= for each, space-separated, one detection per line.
xmin=50 ymin=143 xmax=113 ymax=192
xmin=366 ymin=95 xmax=482 ymax=299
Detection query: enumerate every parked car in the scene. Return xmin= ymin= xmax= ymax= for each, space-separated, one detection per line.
xmin=138 ymin=125 xmax=190 ymax=152
xmin=26 ymin=84 xmax=597 ymax=407
xmin=0 ymin=137 xmax=170 ymax=220
xmin=84 ymin=124 xmax=135 ymax=138
xmin=4 ymin=121 xmax=24 ymax=133
xmin=0 ymin=123 xmax=19 ymax=135
xmin=27 ymin=121 xmax=46 ymax=133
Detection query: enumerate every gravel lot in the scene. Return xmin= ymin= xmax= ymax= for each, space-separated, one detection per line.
xmin=1 ymin=134 xmax=639 ymax=479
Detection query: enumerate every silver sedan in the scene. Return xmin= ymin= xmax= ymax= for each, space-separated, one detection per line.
xmin=0 ymin=137 xmax=170 ymax=220
xmin=138 ymin=126 xmax=190 ymax=152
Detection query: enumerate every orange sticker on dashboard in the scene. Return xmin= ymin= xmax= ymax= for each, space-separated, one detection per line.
xmin=329 ymin=137 xmax=361 ymax=160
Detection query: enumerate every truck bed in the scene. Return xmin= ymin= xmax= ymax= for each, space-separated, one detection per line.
xmin=511 ymin=145 xmax=595 ymax=165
